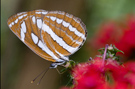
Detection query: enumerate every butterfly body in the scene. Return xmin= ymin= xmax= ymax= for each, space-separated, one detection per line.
xmin=7 ymin=10 xmax=87 ymax=68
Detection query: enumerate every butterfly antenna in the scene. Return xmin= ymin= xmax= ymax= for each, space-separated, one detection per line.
xmin=31 ymin=67 xmax=50 ymax=84
xmin=37 ymin=67 xmax=49 ymax=85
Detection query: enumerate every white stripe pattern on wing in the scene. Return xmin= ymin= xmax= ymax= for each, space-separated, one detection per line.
xmin=37 ymin=19 xmax=42 ymax=29
xmin=49 ymin=16 xmax=85 ymax=40
xmin=55 ymin=50 xmax=69 ymax=61
xmin=45 ymin=16 xmax=84 ymax=45
xmin=38 ymin=40 xmax=59 ymax=60
xmin=32 ymin=16 xmax=36 ymax=24
xmin=15 ymin=19 xmax=19 ymax=23
xmin=31 ymin=33 xmax=38 ymax=44
xmin=42 ymin=23 xmax=78 ymax=53
xmin=21 ymin=21 xmax=27 ymax=33
xmin=21 ymin=28 xmax=25 ymax=41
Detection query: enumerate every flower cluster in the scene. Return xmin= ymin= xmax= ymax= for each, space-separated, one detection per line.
xmin=90 ymin=15 xmax=135 ymax=58
xmin=61 ymin=58 xmax=135 ymax=89
xmin=61 ymin=45 xmax=135 ymax=89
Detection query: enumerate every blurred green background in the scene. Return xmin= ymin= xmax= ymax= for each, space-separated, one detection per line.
xmin=1 ymin=0 xmax=135 ymax=89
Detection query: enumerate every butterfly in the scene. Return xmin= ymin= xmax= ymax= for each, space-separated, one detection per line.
xmin=7 ymin=9 xmax=87 ymax=68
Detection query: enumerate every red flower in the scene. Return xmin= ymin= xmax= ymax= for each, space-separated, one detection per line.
xmin=71 ymin=57 xmax=105 ymax=89
xmin=62 ymin=58 xmax=135 ymax=89
xmin=71 ymin=57 xmax=115 ymax=89
xmin=105 ymin=59 xmax=128 ymax=82
xmin=124 ymin=61 xmax=135 ymax=87
xmin=90 ymin=15 xmax=135 ymax=58
xmin=114 ymin=18 xmax=135 ymax=56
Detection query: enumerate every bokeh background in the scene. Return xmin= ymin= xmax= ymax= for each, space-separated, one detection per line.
xmin=1 ymin=0 xmax=135 ymax=89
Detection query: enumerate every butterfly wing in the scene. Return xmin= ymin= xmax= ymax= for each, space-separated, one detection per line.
xmin=7 ymin=10 xmax=87 ymax=63
xmin=40 ymin=11 xmax=87 ymax=60
xmin=7 ymin=10 xmax=60 ymax=62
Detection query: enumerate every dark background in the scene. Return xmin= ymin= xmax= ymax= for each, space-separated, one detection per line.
xmin=1 ymin=0 xmax=135 ymax=89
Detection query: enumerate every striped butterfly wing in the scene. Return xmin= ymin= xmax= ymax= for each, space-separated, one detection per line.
xmin=7 ymin=10 xmax=87 ymax=63
xmin=7 ymin=10 xmax=57 ymax=62
xmin=41 ymin=11 xmax=87 ymax=60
